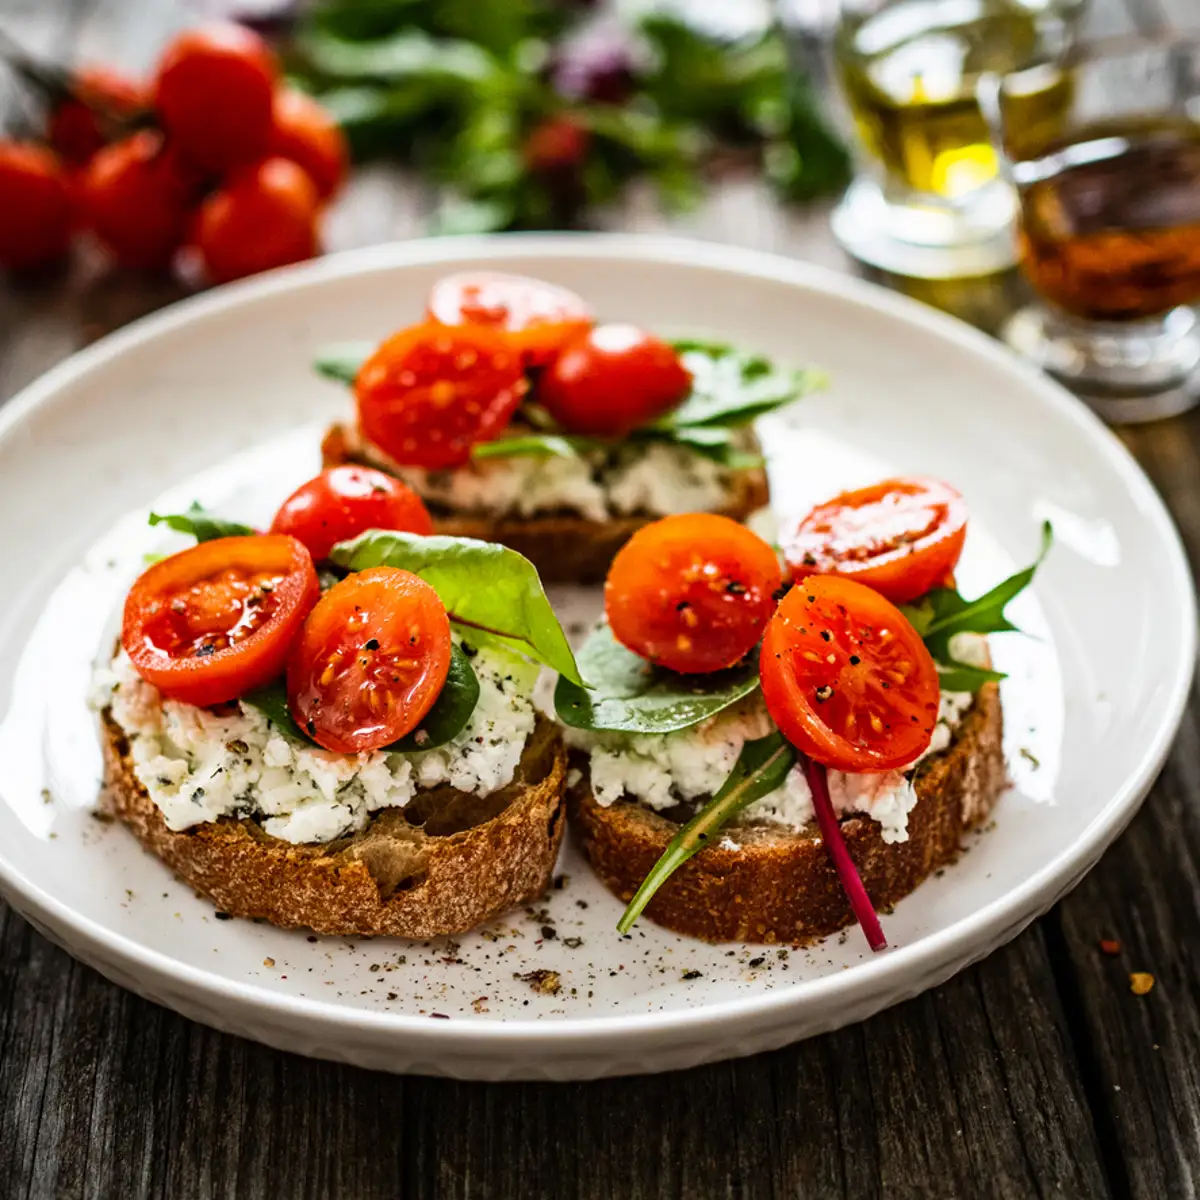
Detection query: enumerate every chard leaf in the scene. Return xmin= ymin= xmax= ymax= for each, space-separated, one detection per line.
xmin=471 ymin=433 xmax=602 ymax=461
xmin=617 ymin=732 xmax=796 ymax=932
xmin=330 ymin=531 xmax=582 ymax=685
xmin=901 ymin=522 xmax=1053 ymax=664
xmin=314 ymin=342 xmax=373 ymax=385
xmin=555 ymin=624 xmax=759 ymax=734
xmin=148 ymin=503 xmax=254 ymax=543
xmin=242 ymin=641 xmax=480 ymax=753
xmin=655 ymin=342 xmax=822 ymax=430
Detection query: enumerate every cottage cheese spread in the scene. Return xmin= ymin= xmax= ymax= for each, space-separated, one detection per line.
xmin=95 ymin=638 xmax=539 ymax=845
xmin=565 ymin=634 xmax=988 ymax=845
xmin=348 ymin=426 xmax=752 ymax=521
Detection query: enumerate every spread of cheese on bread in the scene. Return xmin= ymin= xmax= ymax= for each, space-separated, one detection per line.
xmin=564 ymin=634 xmax=989 ymax=846
xmin=345 ymin=425 xmax=756 ymax=521
xmin=93 ymin=638 xmax=539 ymax=845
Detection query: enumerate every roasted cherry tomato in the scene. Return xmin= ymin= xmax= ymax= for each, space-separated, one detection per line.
xmin=426 ymin=271 xmax=593 ymax=366
xmin=270 ymin=466 xmax=433 ymax=562
xmin=192 ymin=157 xmax=319 ymax=284
xmin=81 ymin=131 xmax=193 ymax=271
xmin=783 ymin=477 xmax=967 ymax=604
xmin=122 ymin=534 xmax=319 ymax=708
xmin=268 ymin=88 xmax=348 ymax=202
xmin=0 ymin=142 xmax=73 ymax=271
xmin=605 ymin=513 xmax=782 ymax=675
xmin=355 ymin=322 xmax=527 ymax=469
xmin=759 ymin=576 xmax=939 ymax=772
xmin=153 ymin=23 xmax=277 ymax=173
xmin=538 ymin=324 xmax=691 ymax=437
xmin=49 ymin=66 xmax=147 ymax=166
xmin=287 ymin=566 xmax=452 ymax=754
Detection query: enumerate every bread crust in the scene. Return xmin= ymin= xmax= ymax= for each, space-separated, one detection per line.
xmin=568 ymin=683 xmax=1005 ymax=944
xmin=322 ymin=423 xmax=771 ymax=584
xmin=101 ymin=713 xmax=568 ymax=938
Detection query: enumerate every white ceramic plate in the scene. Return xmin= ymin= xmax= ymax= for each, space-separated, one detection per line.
xmin=0 ymin=236 xmax=1192 ymax=1081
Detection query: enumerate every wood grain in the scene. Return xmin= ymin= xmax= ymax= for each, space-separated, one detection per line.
xmin=1 ymin=0 xmax=1198 ymax=1196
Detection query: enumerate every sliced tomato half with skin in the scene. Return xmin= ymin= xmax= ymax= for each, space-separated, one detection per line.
xmin=354 ymin=322 xmax=527 ymax=470
xmin=759 ymin=575 xmax=940 ymax=772
xmin=287 ymin=566 xmax=452 ymax=754
xmin=426 ymin=271 xmax=593 ymax=366
xmin=122 ymin=534 xmax=319 ymax=707
xmin=783 ymin=477 xmax=968 ymax=603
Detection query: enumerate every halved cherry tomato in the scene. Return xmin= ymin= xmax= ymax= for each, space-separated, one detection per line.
xmin=268 ymin=88 xmax=348 ymax=202
xmin=605 ymin=513 xmax=782 ymax=675
xmin=426 ymin=271 xmax=593 ymax=366
xmin=270 ymin=466 xmax=433 ymax=562
xmin=122 ymin=535 xmax=319 ymax=708
xmin=783 ymin=477 xmax=967 ymax=604
xmin=153 ymin=23 xmax=277 ymax=173
xmin=760 ymin=576 xmax=939 ymax=772
xmin=355 ymin=322 xmax=527 ymax=469
xmin=538 ymin=324 xmax=691 ymax=437
xmin=287 ymin=567 xmax=451 ymax=754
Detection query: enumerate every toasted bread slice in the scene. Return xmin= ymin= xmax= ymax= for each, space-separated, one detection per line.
xmin=569 ymin=682 xmax=1004 ymax=944
xmin=322 ymin=423 xmax=771 ymax=584
xmin=101 ymin=712 xmax=568 ymax=938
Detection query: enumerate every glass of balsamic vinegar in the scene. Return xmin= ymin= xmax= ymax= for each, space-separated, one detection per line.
xmin=982 ymin=39 xmax=1200 ymax=422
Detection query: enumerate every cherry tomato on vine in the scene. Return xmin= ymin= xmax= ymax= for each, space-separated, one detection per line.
xmin=605 ymin=513 xmax=782 ymax=675
xmin=0 ymin=142 xmax=73 ymax=271
xmin=759 ymin=575 xmax=940 ymax=772
xmin=426 ymin=271 xmax=593 ymax=366
xmin=270 ymin=466 xmax=433 ymax=562
xmin=268 ymin=88 xmax=348 ymax=202
xmin=122 ymin=534 xmax=319 ymax=708
xmin=49 ymin=66 xmax=147 ymax=166
xmin=355 ymin=322 xmax=527 ymax=469
xmin=192 ymin=157 xmax=319 ymax=284
xmin=153 ymin=23 xmax=277 ymax=173
xmin=81 ymin=131 xmax=192 ymax=270
xmin=783 ymin=477 xmax=967 ymax=604
xmin=539 ymin=324 xmax=691 ymax=437
xmin=287 ymin=567 xmax=452 ymax=754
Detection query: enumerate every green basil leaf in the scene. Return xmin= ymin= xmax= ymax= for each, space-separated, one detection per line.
xmin=242 ymin=641 xmax=480 ymax=753
xmin=902 ymin=522 xmax=1053 ymax=663
xmin=555 ymin=624 xmax=760 ymax=734
xmin=148 ymin=502 xmax=254 ymax=543
xmin=329 ymin=531 xmax=583 ymax=685
xmin=653 ymin=343 xmax=822 ymax=430
xmin=935 ymin=662 xmax=1007 ymax=692
xmin=617 ymin=732 xmax=796 ymax=933
xmin=314 ymin=341 xmax=373 ymax=385
xmin=636 ymin=424 xmax=765 ymax=469
xmin=471 ymin=433 xmax=602 ymax=461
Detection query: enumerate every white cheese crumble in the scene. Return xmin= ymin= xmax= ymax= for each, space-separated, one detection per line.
xmin=95 ymin=639 xmax=538 ymax=845
xmin=565 ymin=636 xmax=988 ymax=845
xmin=347 ymin=425 xmax=752 ymax=521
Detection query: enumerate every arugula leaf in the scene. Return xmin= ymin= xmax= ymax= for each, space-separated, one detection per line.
xmin=655 ymin=343 xmax=821 ymax=430
xmin=617 ymin=732 xmax=796 ymax=933
xmin=242 ymin=641 xmax=481 ymax=753
xmin=329 ymin=530 xmax=583 ymax=685
xmin=148 ymin=503 xmax=254 ymax=543
xmin=555 ymin=624 xmax=759 ymax=734
xmin=901 ymin=522 xmax=1053 ymax=690
xmin=471 ymin=433 xmax=602 ymax=461
xmin=314 ymin=342 xmax=372 ymax=385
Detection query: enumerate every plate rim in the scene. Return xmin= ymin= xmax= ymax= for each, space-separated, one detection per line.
xmin=0 ymin=232 xmax=1194 ymax=1049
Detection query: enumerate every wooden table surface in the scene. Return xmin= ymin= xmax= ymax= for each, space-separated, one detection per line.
xmin=3 ymin=0 xmax=1200 ymax=1196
